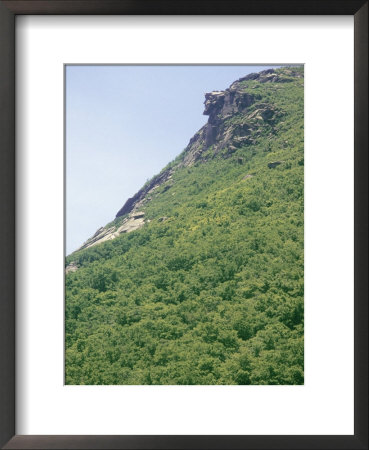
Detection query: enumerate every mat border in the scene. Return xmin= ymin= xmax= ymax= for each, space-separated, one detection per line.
xmin=0 ymin=1 xmax=367 ymax=449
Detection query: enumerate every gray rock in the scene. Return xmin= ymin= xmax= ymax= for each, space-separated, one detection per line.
xmin=132 ymin=211 xmax=145 ymax=219
xmin=268 ymin=161 xmax=282 ymax=169
xmin=117 ymin=217 xmax=145 ymax=234
xmin=65 ymin=262 xmax=78 ymax=274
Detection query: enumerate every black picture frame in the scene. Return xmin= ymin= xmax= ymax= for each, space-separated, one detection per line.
xmin=0 ymin=1 xmax=367 ymax=449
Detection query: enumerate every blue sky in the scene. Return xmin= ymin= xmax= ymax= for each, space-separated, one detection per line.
xmin=66 ymin=65 xmax=280 ymax=254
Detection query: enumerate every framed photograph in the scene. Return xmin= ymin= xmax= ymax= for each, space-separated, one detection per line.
xmin=0 ymin=1 xmax=367 ymax=449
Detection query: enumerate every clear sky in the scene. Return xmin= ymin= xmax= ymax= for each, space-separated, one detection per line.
xmin=66 ymin=65 xmax=280 ymax=255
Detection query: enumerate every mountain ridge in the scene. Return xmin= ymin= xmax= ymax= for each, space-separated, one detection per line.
xmin=65 ymin=66 xmax=304 ymax=385
xmin=72 ymin=67 xmax=303 ymax=254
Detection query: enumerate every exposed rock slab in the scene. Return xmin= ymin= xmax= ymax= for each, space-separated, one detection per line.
xmin=65 ymin=262 xmax=78 ymax=274
xmin=76 ymin=212 xmax=146 ymax=251
xmin=116 ymin=216 xmax=145 ymax=234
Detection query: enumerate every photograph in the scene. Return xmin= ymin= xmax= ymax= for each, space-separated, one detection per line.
xmin=65 ymin=64 xmax=304 ymax=385
xmin=1 ymin=1 xmax=366 ymax=447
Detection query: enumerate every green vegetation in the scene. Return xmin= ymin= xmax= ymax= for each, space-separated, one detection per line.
xmin=65 ymin=67 xmax=304 ymax=385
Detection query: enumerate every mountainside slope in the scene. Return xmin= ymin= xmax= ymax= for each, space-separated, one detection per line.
xmin=66 ymin=67 xmax=304 ymax=385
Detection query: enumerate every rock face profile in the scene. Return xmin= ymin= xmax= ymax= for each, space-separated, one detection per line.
xmin=73 ymin=67 xmax=302 ymax=252
xmin=112 ymin=68 xmax=298 ymax=223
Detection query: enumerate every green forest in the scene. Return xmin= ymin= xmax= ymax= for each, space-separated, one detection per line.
xmin=65 ymin=67 xmax=304 ymax=385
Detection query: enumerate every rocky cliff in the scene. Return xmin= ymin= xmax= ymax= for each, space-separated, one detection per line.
xmin=74 ymin=67 xmax=303 ymax=253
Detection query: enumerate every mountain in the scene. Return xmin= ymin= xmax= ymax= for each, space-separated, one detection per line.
xmin=65 ymin=67 xmax=304 ymax=385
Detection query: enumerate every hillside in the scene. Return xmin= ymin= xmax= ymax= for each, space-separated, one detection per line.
xmin=65 ymin=66 xmax=304 ymax=385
